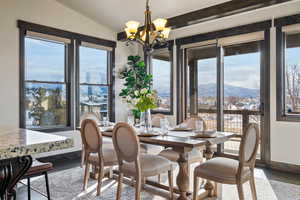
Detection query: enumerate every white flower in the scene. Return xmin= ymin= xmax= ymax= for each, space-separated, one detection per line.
xmin=132 ymin=98 xmax=139 ymax=105
xmin=126 ymin=96 xmax=131 ymax=101
xmin=134 ymin=90 xmax=139 ymax=96
xmin=141 ymin=88 xmax=148 ymax=94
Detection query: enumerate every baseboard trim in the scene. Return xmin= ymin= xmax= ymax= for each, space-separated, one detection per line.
xmin=269 ymin=161 xmax=300 ymax=175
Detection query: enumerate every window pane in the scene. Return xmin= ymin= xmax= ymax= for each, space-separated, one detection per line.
xmin=25 ymin=37 xmax=65 ymax=82
xmin=223 ymin=42 xmax=261 ymax=157
xmin=285 ymin=33 xmax=300 ymax=114
xmin=80 ymin=46 xmax=107 ymax=84
xmin=197 ymin=57 xmax=217 ymax=131
xmin=198 ymin=58 xmax=217 ymax=110
xmin=224 ymin=42 xmax=261 ymax=111
xmin=152 ymin=58 xmax=171 ymax=112
xmin=80 ymin=85 xmax=108 ymax=118
xmin=25 ymin=83 xmax=67 ymax=128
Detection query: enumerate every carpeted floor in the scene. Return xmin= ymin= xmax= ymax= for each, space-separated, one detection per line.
xmin=24 ymin=166 xmax=300 ymax=200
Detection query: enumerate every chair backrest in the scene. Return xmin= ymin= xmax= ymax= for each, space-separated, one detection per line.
xmin=183 ymin=116 xmax=207 ymax=131
xmin=152 ymin=114 xmax=165 ymax=128
xmin=0 ymin=155 xmax=32 ymax=199
xmin=80 ymin=112 xmax=100 ymax=125
xmin=80 ymin=119 xmax=102 ymax=153
xmin=112 ymin=122 xmax=140 ymax=163
xmin=238 ymin=123 xmax=259 ymax=169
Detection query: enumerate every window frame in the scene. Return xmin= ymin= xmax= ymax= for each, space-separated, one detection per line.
xmin=75 ymin=41 xmax=115 ymax=125
xmin=150 ymin=45 xmax=174 ymax=115
xmin=276 ymin=26 xmax=300 ymax=122
xmin=20 ymin=33 xmax=73 ymax=132
xmin=18 ymin=20 xmax=116 ymax=132
xmin=275 ymin=14 xmax=300 ymax=122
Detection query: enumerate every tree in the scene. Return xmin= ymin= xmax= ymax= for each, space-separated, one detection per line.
xmin=47 ymin=87 xmax=67 ymax=125
xmin=26 ymin=87 xmax=46 ymax=126
xmin=285 ymin=64 xmax=300 ymax=112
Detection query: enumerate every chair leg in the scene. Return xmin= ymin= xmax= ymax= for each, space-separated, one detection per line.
xmin=135 ymin=176 xmax=142 ymax=200
xmin=157 ymin=174 xmax=161 ymax=183
xmin=193 ymin=176 xmax=199 ymax=200
xmin=168 ymin=170 xmax=174 ymax=200
xmin=108 ymin=167 xmax=113 ymax=179
xmin=250 ymin=175 xmax=257 ymax=200
xmin=81 ymin=147 xmax=85 ymax=168
xmin=83 ymin=163 xmax=90 ymax=191
xmin=96 ymin=165 xmax=104 ymax=196
xmin=44 ymin=172 xmax=51 ymax=200
xmin=27 ymin=177 xmax=31 ymax=200
xmin=116 ymin=172 xmax=123 ymax=200
xmin=236 ymin=183 xmax=245 ymax=200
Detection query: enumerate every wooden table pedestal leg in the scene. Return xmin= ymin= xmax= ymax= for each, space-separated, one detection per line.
xmin=176 ymin=153 xmax=190 ymax=200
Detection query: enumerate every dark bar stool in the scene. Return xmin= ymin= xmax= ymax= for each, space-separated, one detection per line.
xmin=23 ymin=160 xmax=53 ymax=200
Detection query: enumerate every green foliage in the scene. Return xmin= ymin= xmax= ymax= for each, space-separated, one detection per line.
xmin=119 ymin=55 xmax=157 ymax=114
xmin=27 ymin=87 xmax=67 ymax=126
xmin=26 ymin=87 xmax=46 ymax=125
xmin=47 ymin=88 xmax=67 ymax=125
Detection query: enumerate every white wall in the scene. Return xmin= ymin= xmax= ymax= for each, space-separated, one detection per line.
xmin=0 ymin=0 xmax=131 ymax=127
xmin=169 ymin=0 xmax=300 ymax=165
xmin=1 ymin=0 xmax=300 ymax=165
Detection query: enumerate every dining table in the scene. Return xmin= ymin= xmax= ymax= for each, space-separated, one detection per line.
xmin=0 ymin=128 xmax=74 ymax=159
xmin=78 ymin=124 xmax=236 ymax=200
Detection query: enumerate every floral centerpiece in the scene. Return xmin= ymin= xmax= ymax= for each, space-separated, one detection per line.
xmin=119 ymin=55 xmax=157 ymax=131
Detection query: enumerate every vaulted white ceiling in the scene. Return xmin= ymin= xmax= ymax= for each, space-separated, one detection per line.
xmin=56 ymin=0 xmax=230 ymax=32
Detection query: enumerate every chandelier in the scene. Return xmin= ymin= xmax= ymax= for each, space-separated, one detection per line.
xmin=124 ymin=0 xmax=171 ymax=51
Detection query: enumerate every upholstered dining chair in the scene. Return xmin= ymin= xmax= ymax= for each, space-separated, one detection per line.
xmin=151 ymin=113 xmax=166 ymax=128
xmin=158 ymin=116 xmax=206 ymax=182
xmin=182 ymin=115 xmax=207 ymax=131
xmin=80 ymin=119 xmax=118 ymax=196
xmin=80 ymin=112 xmax=114 ymax=167
xmin=192 ymin=123 xmax=260 ymax=200
xmin=112 ymin=122 xmax=174 ymax=200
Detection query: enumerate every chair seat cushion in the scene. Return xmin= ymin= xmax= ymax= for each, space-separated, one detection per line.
xmin=88 ymin=146 xmax=118 ymax=166
xmin=159 ymin=148 xmax=203 ymax=163
xmin=140 ymin=144 xmax=163 ymax=154
xmin=194 ymin=157 xmax=251 ymax=184
xmin=122 ymin=154 xmax=172 ymax=177
xmin=25 ymin=160 xmax=53 ymax=177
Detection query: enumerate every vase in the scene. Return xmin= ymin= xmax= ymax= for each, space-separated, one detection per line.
xmin=140 ymin=109 xmax=152 ymax=134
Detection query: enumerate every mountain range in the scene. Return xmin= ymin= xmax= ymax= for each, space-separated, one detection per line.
xmin=156 ymin=83 xmax=259 ymax=98
xmin=199 ymin=83 xmax=259 ymax=98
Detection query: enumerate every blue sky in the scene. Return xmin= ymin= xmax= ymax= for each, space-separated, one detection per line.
xmin=25 ymin=37 xmax=107 ymax=84
xmin=198 ymin=52 xmax=260 ymax=89
xmin=152 ymin=59 xmax=171 ymax=96
xmin=286 ymin=47 xmax=300 ymax=68
xmin=26 ymin=37 xmax=300 ymax=93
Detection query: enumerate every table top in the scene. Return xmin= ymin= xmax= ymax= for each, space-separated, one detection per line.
xmin=100 ymin=127 xmax=236 ymax=149
xmin=0 ymin=128 xmax=73 ymax=159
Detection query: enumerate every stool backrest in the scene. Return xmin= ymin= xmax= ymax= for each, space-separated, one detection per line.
xmin=0 ymin=155 xmax=32 ymax=199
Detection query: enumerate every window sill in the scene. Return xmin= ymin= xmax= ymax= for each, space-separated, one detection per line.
xmin=151 ymin=110 xmax=174 ymax=116
xmin=27 ymin=126 xmax=74 ymax=133
xmin=276 ymin=114 xmax=300 ymax=122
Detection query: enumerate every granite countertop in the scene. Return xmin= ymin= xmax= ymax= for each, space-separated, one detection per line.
xmin=0 ymin=128 xmax=73 ymax=159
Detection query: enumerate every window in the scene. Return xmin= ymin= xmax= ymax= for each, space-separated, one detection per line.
xmin=186 ymin=45 xmax=218 ymax=130
xmin=79 ymin=45 xmax=110 ymax=120
xmin=151 ymin=49 xmax=173 ymax=114
xmin=18 ymin=20 xmax=116 ymax=131
xmin=277 ymin=25 xmax=300 ymax=121
xmin=24 ymin=37 xmax=69 ymax=129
